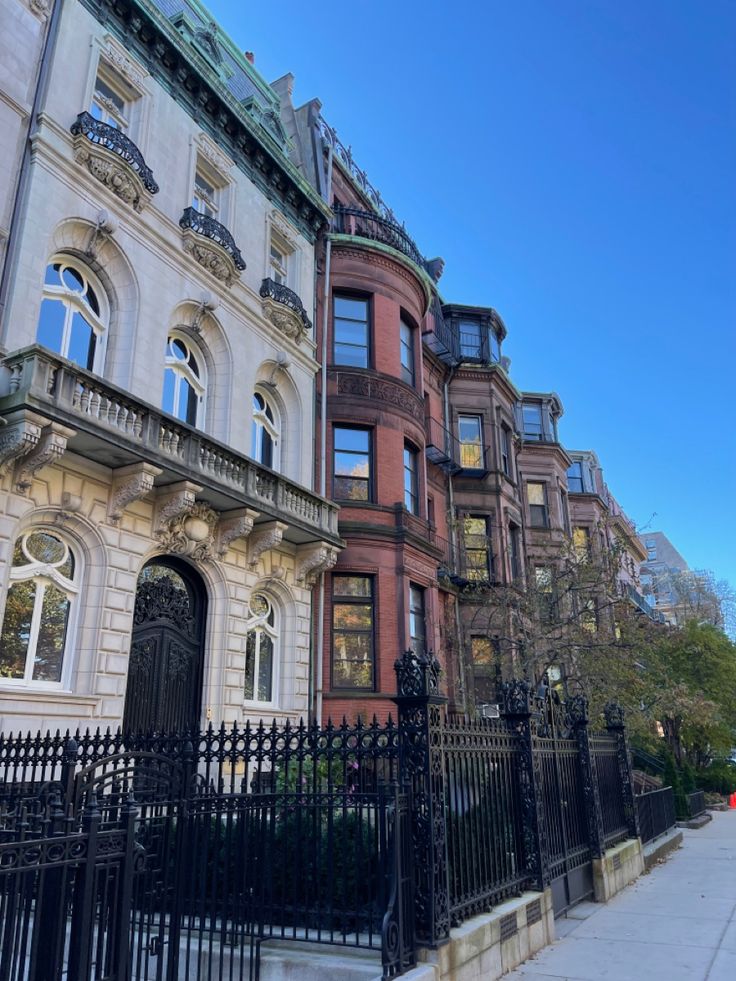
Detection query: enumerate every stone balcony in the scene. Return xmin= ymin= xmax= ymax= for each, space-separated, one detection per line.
xmin=0 ymin=347 xmax=342 ymax=556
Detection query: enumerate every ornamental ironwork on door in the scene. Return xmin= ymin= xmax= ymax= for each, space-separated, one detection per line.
xmin=123 ymin=558 xmax=206 ymax=732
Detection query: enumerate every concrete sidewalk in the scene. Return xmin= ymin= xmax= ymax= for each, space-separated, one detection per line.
xmin=505 ymin=811 xmax=736 ymax=981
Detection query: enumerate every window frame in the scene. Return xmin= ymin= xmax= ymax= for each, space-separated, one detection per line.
xmin=508 ymin=523 xmax=522 ymax=581
xmin=399 ymin=316 xmax=416 ymax=386
xmin=500 ymin=425 xmax=512 ymax=477
xmin=462 ymin=514 xmax=493 ymax=582
xmin=333 ymin=292 xmax=371 ymax=369
xmin=403 ymin=443 xmax=420 ymax=515
xmin=567 ymin=461 xmax=585 ymax=493
xmin=243 ymin=593 xmax=279 ymax=708
xmin=333 ymin=425 xmax=372 ymax=503
xmin=252 ymin=388 xmax=281 ymax=471
xmin=37 ymin=257 xmax=109 ymax=374
xmin=331 ymin=574 xmax=376 ymax=691
xmin=457 ymin=414 xmax=485 ymax=471
xmin=162 ymin=330 xmax=207 ymax=430
xmin=0 ymin=529 xmax=81 ymax=691
xmin=458 ymin=319 xmax=484 ymax=360
xmin=527 ymin=481 xmax=549 ymax=529
xmin=408 ymin=583 xmax=427 ymax=656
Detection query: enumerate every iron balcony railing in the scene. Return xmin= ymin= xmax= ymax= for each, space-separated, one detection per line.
xmin=423 ymin=294 xmax=460 ymax=365
xmin=259 ymin=277 xmax=312 ymax=331
xmin=1 ymin=346 xmax=340 ymax=544
xmin=332 ymin=204 xmax=425 ymax=268
xmin=179 ymin=207 xmax=246 ymax=270
xmin=70 ymin=111 xmax=159 ymax=194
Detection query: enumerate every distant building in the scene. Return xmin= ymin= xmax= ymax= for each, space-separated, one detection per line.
xmin=639 ymin=531 xmax=719 ymax=627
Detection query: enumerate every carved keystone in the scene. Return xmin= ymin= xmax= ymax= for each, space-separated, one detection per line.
xmin=217 ymin=508 xmax=260 ymax=557
xmin=295 ymin=543 xmax=339 ymax=585
xmin=108 ymin=462 xmax=162 ymax=523
xmin=14 ymin=422 xmax=75 ymax=494
xmin=248 ymin=521 xmax=287 ymax=568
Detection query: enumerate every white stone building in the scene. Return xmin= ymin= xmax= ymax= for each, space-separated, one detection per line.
xmin=0 ymin=0 xmax=341 ymax=732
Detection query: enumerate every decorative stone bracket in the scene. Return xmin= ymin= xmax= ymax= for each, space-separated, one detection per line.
xmin=71 ymin=129 xmax=156 ymax=214
xmin=7 ymin=418 xmax=76 ymax=495
xmin=295 ymin=542 xmax=339 ymax=585
xmin=248 ymin=520 xmax=287 ymax=568
xmin=217 ymin=508 xmax=260 ymax=557
xmin=0 ymin=411 xmax=45 ymax=479
xmin=108 ymin=462 xmax=162 ymax=523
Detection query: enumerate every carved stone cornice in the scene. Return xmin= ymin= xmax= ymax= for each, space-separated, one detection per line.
xmin=108 ymin=462 xmax=162 ymax=523
xmin=334 ymin=370 xmax=424 ymax=424
xmin=331 ymin=244 xmax=429 ymax=314
xmin=0 ymin=413 xmax=44 ymax=478
xmin=14 ymin=423 xmax=75 ymax=494
xmin=71 ymin=136 xmax=153 ymax=213
xmin=217 ymin=507 xmax=260 ymax=557
xmin=26 ymin=0 xmax=51 ymax=20
xmin=248 ymin=520 xmax=288 ymax=568
xmin=102 ymin=34 xmax=148 ymax=89
xmin=295 ymin=543 xmax=339 ymax=586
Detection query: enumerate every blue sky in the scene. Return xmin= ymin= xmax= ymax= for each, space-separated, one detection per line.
xmin=208 ymin=0 xmax=735 ymax=587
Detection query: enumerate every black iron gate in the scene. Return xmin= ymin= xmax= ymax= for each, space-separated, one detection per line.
xmin=535 ymin=690 xmax=593 ymax=916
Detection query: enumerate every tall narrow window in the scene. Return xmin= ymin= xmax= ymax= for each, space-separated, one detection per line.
xmin=459 ymin=320 xmax=482 ymax=359
xmin=270 ymin=240 xmax=288 ymax=285
xmin=403 ymin=444 xmax=419 ymax=514
xmin=527 ymin=482 xmax=549 ymax=528
xmin=500 ymin=426 xmax=512 ymax=477
xmin=535 ymin=566 xmax=556 ymax=622
xmin=522 ymin=403 xmax=543 ymax=441
xmin=37 ymin=259 xmax=108 ymax=373
xmin=332 ymin=575 xmax=374 ymax=690
xmin=458 ymin=415 xmax=484 ymax=470
xmin=509 ymin=524 xmax=522 ymax=581
xmin=573 ymin=527 xmax=591 ymax=561
xmin=462 ymin=516 xmax=492 ymax=581
xmin=400 ymin=317 xmax=415 ymax=385
xmin=192 ymin=170 xmax=219 ymax=217
xmin=252 ymin=391 xmax=280 ymax=470
xmin=409 ymin=585 xmax=426 ymax=656
xmin=334 ymin=295 xmax=369 ymax=368
xmin=334 ymin=427 xmax=371 ymax=501
xmin=244 ymin=594 xmax=277 ymax=704
xmin=567 ymin=461 xmax=585 ymax=493
xmin=163 ymin=333 xmax=206 ymax=428
xmin=0 ymin=531 xmax=79 ymax=686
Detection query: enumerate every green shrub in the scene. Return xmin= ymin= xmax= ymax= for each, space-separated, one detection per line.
xmin=696 ymin=759 xmax=736 ymax=796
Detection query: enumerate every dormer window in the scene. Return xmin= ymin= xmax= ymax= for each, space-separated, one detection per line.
xmin=459 ymin=321 xmax=482 ymax=360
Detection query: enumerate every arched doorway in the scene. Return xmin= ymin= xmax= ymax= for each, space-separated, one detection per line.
xmin=123 ymin=557 xmax=207 ymax=732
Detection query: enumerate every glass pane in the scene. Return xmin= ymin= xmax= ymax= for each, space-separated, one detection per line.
xmin=36 ymin=298 xmax=65 ymax=353
xmin=334 ymin=428 xmax=369 ymax=453
xmin=68 ymin=312 xmax=96 ymax=370
xmin=334 ymin=451 xmax=369 ymax=478
xmin=0 ymin=581 xmax=34 ymax=679
xmin=176 ymin=377 xmax=192 ymax=422
xmin=261 ymin=431 xmax=273 ymax=469
xmin=333 ymin=633 xmax=373 ymax=688
xmin=162 ymin=368 xmax=176 ymax=415
xmin=460 ymin=443 xmax=482 ymax=469
xmin=244 ymin=630 xmax=256 ymax=700
xmin=186 ymin=380 xmax=198 ymax=426
xmin=334 ymin=319 xmax=368 ymax=346
xmin=171 ymin=338 xmax=187 ymax=360
xmin=44 ymin=263 xmax=60 ymax=287
xmin=490 ymin=333 xmax=501 ymax=361
xmin=464 ymin=517 xmax=486 ymax=539
xmin=334 ymin=297 xmax=367 ymax=321
xmin=458 ymin=416 xmax=481 ymax=442
xmin=334 ymin=476 xmax=368 ymax=501
xmin=61 ymin=266 xmax=85 ymax=293
xmin=333 ymin=576 xmax=371 ymax=598
xmin=25 ymin=532 xmax=67 ymax=568
xmin=471 ymin=637 xmax=494 ymax=665
xmin=257 ymin=635 xmax=273 ymax=701
xmin=253 ymin=393 xmax=265 ymax=411
xmin=32 ymin=585 xmax=69 ymax=682
xmin=527 ymin=483 xmax=546 ymax=506
xmin=85 ymin=283 xmax=100 ymax=317
xmin=334 ymin=343 xmax=368 ymax=368
xmin=250 ymin=595 xmax=269 ymax=619
xmin=333 ymin=603 xmax=372 ymax=629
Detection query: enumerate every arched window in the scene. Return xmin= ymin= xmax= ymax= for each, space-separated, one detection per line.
xmin=244 ymin=593 xmax=278 ymax=705
xmin=251 ymin=390 xmax=280 ymax=470
xmin=162 ymin=332 xmax=206 ymax=428
xmin=0 ymin=530 xmax=80 ymax=686
xmin=36 ymin=258 xmax=108 ymax=372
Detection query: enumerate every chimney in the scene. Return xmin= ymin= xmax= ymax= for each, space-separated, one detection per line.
xmin=245 ymin=51 xmax=254 ymax=64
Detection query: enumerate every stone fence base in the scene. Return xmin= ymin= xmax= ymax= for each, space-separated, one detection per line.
xmin=592 ymin=837 xmax=645 ymax=903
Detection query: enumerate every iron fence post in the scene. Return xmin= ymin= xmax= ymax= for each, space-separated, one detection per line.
xmin=393 ymin=650 xmax=450 ymax=948
xmin=604 ymin=703 xmax=640 ymax=839
xmin=67 ymin=793 xmax=102 ymax=981
xmin=499 ymin=679 xmax=550 ymax=890
xmin=113 ymin=794 xmax=140 ymax=981
xmin=60 ymin=734 xmax=79 ymax=808
xmin=568 ymin=696 xmax=605 ymax=859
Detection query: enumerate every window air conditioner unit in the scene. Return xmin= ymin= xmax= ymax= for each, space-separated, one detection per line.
xmin=478 ymin=703 xmax=500 ymax=719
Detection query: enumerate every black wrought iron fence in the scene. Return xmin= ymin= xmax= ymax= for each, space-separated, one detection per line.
xmin=0 ymin=653 xmax=642 ymax=978
xmin=635 ymin=787 xmax=676 ymax=844
xmin=686 ymin=790 xmax=706 ymax=818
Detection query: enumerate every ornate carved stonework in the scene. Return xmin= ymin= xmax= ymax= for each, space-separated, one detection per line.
xmin=181 ymin=231 xmax=240 ymax=286
xmin=158 ymin=501 xmax=219 ymax=562
xmin=0 ymin=417 xmax=43 ymax=478
xmin=14 ymin=423 xmax=75 ymax=495
xmin=108 ymin=462 xmax=162 ymax=523
xmin=248 ymin=521 xmax=288 ymax=568
xmin=102 ymin=35 xmax=148 ymax=89
xmin=154 ymin=482 xmax=202 ymax=534
xmin=335 ymin=371 xmax=424 ymax=423
xmin=332 ymin=245 xmax=427 ymax=314
xmin=217 ymin=508 xmax=260 ymax=557
xmin=196 ymin=132 xmax=233 ymax=176
xmin=26 ymin=0 xmax=50 ymax=19
xmin=72 ymin=139 xmax=152 ymax=213
xmin=295 ymin=543 xmax=339 ymax=585
xmin=260 ymin=297 xmax=307 ymax=345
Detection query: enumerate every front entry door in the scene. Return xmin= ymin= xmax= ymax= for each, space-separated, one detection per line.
xmin=123 ymin=558 xmax=206 ymax=732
